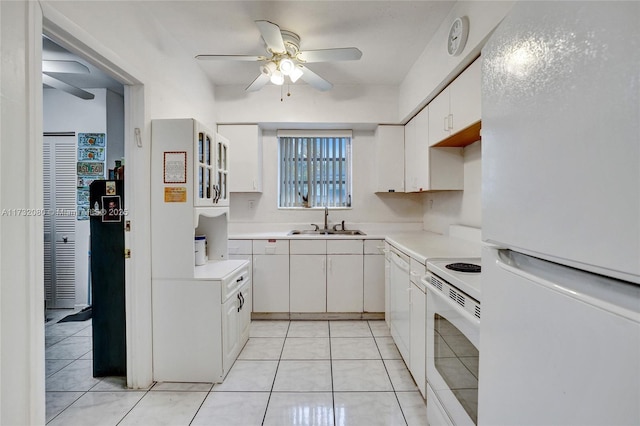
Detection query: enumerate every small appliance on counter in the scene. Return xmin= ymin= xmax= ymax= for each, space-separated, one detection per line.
xmin=424 ymin=257 xmax=481 ymax=426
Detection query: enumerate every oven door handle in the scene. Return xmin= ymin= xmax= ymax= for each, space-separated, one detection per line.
xmin=424 ymin=276 xmax=480 ymax=326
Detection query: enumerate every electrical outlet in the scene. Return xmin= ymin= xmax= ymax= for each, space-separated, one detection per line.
xmin=248 ymin=200 xmax=255 ymax=209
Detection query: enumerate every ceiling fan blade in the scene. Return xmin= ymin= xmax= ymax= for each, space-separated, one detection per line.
xmin=245 ymin=73 xmax=270 ymax=92
xmin=195 ymin=54 xmax=267 ymax=61
xmin=42 ymin=74 xmax=95 ymax=100
xmin=297 ymin=48 xmax=363 ymax=63
xmin=298 ymin=65 xmax=333 ymax=91
xmin=255 ymin=20 xmax=286 ymax=54
xmin=42 ymin=60 xmax=90 ymax=74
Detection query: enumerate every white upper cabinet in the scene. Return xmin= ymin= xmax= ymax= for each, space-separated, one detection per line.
xmin=374 ymin=125 xmax=405 ymax=193
xmin=404 ymin=107 xmax=463 ymax=192
xmin=429 ymin=58 xmax=482 ymax=147
xmin=218 ymin=124 xmax=263 ymax=193
xmin=404 ymin=107 xmax=429 ymax=192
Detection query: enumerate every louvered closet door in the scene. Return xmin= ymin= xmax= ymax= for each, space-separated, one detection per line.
xmin=43 ymin=135 xmax=77 ymax=309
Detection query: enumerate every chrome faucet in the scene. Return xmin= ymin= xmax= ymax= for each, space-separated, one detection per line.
xmin=324 ymin=206 xmax=329 ymax=230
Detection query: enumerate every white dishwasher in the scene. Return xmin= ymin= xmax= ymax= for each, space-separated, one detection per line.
xmin=388 ymin=245 xmax=411 ymax=363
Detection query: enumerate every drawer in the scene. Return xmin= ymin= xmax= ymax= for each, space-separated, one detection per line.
xmin=410 ymin=258 xmax=426 ymax=284
xmin=222 ymin=264 xmax=250 ymax=302
xmin=327 ymin=239 xmax=363 ymax=254
xmin=252 ymin=239 xmax=290 ymax=255
xmin=229 ymin=239 xmax=252 ymax=255
xmin=290 ymin=239 xmax=326 ymax=254
xmin=364 ymin=239 xmax=385 ymax=255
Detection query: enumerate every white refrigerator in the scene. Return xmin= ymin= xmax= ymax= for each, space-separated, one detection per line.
xmin=479 ymin=2 xmax=640 ymax=425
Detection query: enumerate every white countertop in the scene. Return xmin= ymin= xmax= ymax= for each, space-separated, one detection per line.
xmin=228 ymin=231 xmax=388 ymax=240
xmin=193 ymin=259 xmax=248 ymax=280
xmin=229 ymin=228 xmax=482 ymax=264
xmin=384 ymin=231 xmax=482 ymax=264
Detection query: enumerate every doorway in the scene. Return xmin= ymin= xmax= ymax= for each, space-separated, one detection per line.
xmin=41 ymin=7 xmax=153 ymax=397
xmin=42 ymin=35 xmax=125 ymax=313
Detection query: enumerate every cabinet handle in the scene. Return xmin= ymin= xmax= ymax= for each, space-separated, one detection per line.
xmin=448 ymin=113 xmax=454 ymax=130
xmin=239 ymin=292 xmax=245 ymax=310
xmin=444 ymin=116 xmax=449 ymax=132
xmin=236 ymin=275 xmax=244 ymax=283
xmin=237 ymin=293 xmax=242 ymax=312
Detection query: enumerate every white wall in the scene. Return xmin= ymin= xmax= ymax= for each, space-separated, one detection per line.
xmin=0 ymin=2 xmax=45 ymax=424
xmin=216 ymin=84 xmax=399 ymax=125
xmin=422 ymin=140 xmax=482 ymax=235
xmin=43 ymin=1 xmax=218 ymax=127
xmin=229 ymin=129 xmax=424 ymax=233
xmin=398 ymin=1 xmax=513 ymax=121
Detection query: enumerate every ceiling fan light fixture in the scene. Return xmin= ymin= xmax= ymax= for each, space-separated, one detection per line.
xmin=260 ymin=61 xmax=277 ymax=76
xmin=279 ymin=58 xmax=295 ymax=76
xmin=289 ymin=66 xmax=304 ymax=83
xmin=270 ymin=70 xmax=285 ymax=85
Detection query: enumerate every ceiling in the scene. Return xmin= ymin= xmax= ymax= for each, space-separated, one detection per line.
xmin=43 ymin=1 xmax=457 ymax=92
xmin=42 ymin=36 xmax=124 ymax=95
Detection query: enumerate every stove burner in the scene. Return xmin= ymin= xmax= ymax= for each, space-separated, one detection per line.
xmin=446 ymin=262 xmax=481 ymax=273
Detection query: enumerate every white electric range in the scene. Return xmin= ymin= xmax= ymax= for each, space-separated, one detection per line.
xmin=423 ymin=257 xmax=482 ymax=426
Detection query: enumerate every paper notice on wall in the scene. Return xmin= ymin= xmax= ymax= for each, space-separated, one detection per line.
xmin=164 ymin=151 xmax=187 ymax=184
xmin=164 ymin=187 xmax=187 ymax=203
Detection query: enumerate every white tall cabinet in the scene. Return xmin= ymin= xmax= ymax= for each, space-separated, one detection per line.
xmin=150 ymin=118 xmax=249 ymax=383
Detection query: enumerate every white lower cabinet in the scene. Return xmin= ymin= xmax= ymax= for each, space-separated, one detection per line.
xmin=327 ymin=254 xmax=364 ymax=312
xmin=290 ymin=254 xmax=326 ymax=312
xmin=410 ymin=281 xmax=426 ymax=398
xmin=253 ymin=254 xmax=289 ymax=312
xmin=222 ymin=279 xmax=251 ymax=373
xmin=364 ymin=240 xmax=386 ymax=312
xmin=152 ymin=262 xmax=249 ymax=383
xmin=289 ymin=239 xmax=365 ymax=313
xmin=252 ymin=239 xmax=289 ymax=313
xmin=231 ymin=238 xmax=385 ymax=315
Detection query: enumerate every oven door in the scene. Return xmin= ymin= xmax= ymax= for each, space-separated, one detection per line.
xmin=425 ymin=272 xmax=480 ymax=426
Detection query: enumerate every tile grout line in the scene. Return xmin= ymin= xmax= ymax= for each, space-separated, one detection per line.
xmin=260 ymin=320 xmax=291 ymax=426
xmin=369 ymin=321 xmax=410 ymax=426
xmin=329 ymin=321 xmax=336 ymax=426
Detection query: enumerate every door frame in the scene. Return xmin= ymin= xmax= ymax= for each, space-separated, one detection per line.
xmin=41 ymin=3 xmax=153 ymax=390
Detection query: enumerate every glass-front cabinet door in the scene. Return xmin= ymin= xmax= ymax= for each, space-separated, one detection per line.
xmin=215 ymin=134 xmax=229 ymax=206
xmin=195 ymin=126 xmax=229 ymax=207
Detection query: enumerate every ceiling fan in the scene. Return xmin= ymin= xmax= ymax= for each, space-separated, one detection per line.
xmin=42 ymin=60 xmax=95 ymax=100
xmin=196 ymin=20 xmax=362 ymax=92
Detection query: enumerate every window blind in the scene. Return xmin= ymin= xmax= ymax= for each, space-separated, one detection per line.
xmin=279 ymin=136 xmax=352 ymax=208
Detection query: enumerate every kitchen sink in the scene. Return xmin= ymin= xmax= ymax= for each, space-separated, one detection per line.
xmin=288 ymin=229 xmax=366 ymax=236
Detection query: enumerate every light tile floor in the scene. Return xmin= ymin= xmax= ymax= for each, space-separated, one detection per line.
xmin=45 ymin=312 xmax=427 ymax=425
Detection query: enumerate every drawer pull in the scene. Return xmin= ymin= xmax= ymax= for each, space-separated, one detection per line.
xmin=236 ymin=276 xmax=244 ymax=283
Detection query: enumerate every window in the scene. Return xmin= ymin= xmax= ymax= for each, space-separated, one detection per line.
xmin=278 ymin=131 xmax=352 ymax=208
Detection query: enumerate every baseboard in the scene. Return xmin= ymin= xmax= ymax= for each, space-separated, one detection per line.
xmin=251 ymin=312 xmax=385 ymax=321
